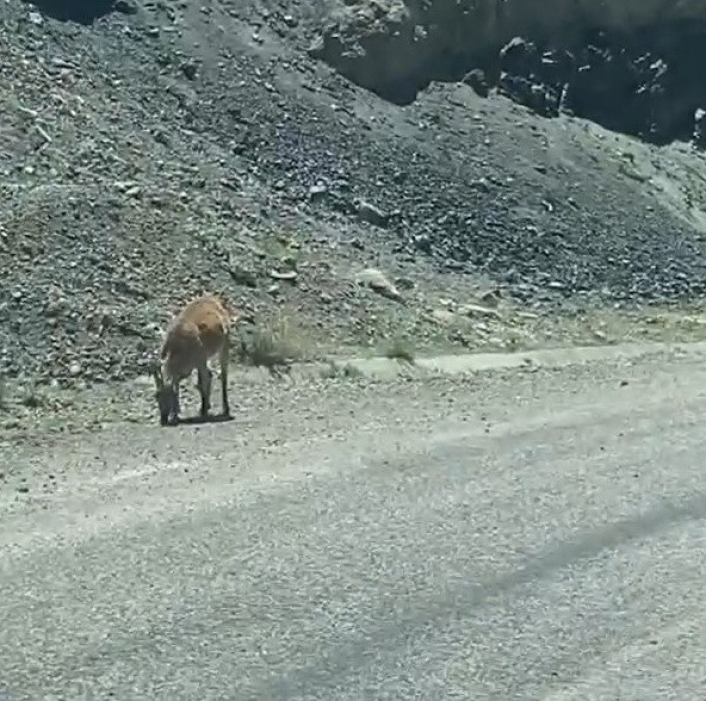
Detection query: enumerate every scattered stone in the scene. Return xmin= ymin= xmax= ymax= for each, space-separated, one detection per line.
xmin=479 ymin=290 xmax=502 ymax=307
xmin=412 ymin=233 xmax=432 ymax=253
xmin=309 ymin=184 xmax=328 ymax=201
xmin=355 ymin=268 xmax=404 ymax=303
xmin=469 ymin=178 xmax=491 ymax=193
xmin=457 ymin=303 xmax=502 ymax=320
xmin=181 ymin=61 xmax=198 ymax=81
xmin=431 ymin=309 xmax=457 ymax=326
xmin=228 ymin=262 xmax=258 ymax=288
xmin=695 ymin=108 xmax=706 ymax=149
xmin=355 ymin=200 xmax=389 ymax=228
xmin=394 ymin=276 xmax=414 ymax=291
xmin=463 ymin=68 xmax=490 ymax=98
xmin=45 ymin=295 xmax=69 ymax=316
xmin=269 ymin=269 xmax=298 ymax=282
xmin=114 ymin=0 xmax=138 ymax=14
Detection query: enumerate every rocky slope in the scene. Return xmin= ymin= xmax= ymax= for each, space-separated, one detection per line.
xmin=2 ymin=0 xmax=706 ymax=391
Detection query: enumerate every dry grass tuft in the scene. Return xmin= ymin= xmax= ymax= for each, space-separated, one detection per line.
xmin=236 ymin=314 xmax=304 ymax=374
xmin=320 ymin=359 xmax=364 ymax=380
xmin=382 ymin=337 xmax=415 ymax=363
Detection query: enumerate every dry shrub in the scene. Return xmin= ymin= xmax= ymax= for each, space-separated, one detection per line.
xmin=236 ymin=314 xmax=303 ymax=374
xmin=383 ymin=337 xmax=415 ymax=363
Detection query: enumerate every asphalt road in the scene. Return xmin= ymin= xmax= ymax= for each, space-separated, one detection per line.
xmin=2 ymin=351 xmax=706 ymax=700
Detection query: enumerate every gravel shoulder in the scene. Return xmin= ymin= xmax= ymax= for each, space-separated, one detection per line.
xmin=2 ymin=341 xmax=705 ymax=542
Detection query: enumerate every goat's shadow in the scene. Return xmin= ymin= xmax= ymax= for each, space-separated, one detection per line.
xmin=172 ymin=413 xmax=235 ymax=427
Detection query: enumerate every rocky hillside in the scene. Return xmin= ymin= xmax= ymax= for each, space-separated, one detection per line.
xmin=2 ymin=0 xmax=706 ymax=388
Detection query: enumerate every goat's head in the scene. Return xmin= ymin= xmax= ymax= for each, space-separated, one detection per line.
xmin=140 ymin=351 xmax=179 ymax=426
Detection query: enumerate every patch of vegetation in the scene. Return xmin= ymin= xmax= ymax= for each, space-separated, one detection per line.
xmin=20 ymin=383 xmax=44 ymax=409
xmin=261 ymin=233 xmax=302 ymax=271
xmin=236 ymin=314 xmax=304 ymax=374
xmin=320 ymin=359 xmax=364 ymax=380
xmin=383 ymin=337 xmax=415 ymax=363
xmin=0 ymin=378 xmax=7 ymax=411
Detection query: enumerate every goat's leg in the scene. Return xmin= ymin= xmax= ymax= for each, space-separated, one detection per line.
xmin=168 ymin=380 xmax=181 ymax=425
xmin=219 ymin=340 xmax=231 ymax=418
xmin=196 ymin=362 xmax=212 ymax=418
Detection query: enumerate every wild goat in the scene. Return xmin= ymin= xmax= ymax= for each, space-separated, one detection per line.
xmin=146 ymin=294 xmax=251 ymax=426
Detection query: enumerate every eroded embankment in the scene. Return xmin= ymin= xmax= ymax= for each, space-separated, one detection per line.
xmin=311 ymin=0 xmax=706 ymax=145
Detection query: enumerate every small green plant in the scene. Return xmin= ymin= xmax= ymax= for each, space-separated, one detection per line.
xmin=262 ymin=234 xmax=302 ymax=271
xmin=383 ymin=337 xmax=415 ymax=364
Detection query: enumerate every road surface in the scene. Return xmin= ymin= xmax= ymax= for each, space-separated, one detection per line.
xmin=1 ymin=349 xmax=706 ymax=700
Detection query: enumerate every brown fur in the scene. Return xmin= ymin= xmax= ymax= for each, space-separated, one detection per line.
xmin=151 ymin=294 xmax=242 ymax=426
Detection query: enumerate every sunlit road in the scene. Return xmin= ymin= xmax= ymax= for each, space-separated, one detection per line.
xmin=2 ymin=351 xmax=706 ymax=700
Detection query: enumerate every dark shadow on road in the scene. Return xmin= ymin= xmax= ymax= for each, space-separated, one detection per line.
xmin=176 ymin=414 xmax=235 ymax=426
